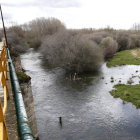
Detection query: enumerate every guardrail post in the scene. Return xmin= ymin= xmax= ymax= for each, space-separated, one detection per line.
xmin=0 ymin=100 xmax=9 ymax=140
xmin=0 ymin=58 xmax=9 ymax=99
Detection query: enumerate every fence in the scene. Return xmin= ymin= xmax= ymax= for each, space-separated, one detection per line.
xmin=0 ymin=41 xmax=35 ymax=140
xmin=0 ymin=42 xmax=9 ymax=140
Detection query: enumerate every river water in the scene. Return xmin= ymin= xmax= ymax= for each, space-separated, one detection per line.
xmin=21 ymin=48 xmax=140 ymax=140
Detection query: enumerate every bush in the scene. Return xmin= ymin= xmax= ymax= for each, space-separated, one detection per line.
xmin=100 ymin=37 xmax=118 ymax=58
xmin=7 ymin=32 xmax=22 ymax=45
xmin=6 ymin=31 xmax=28 ymax=53
xmin=29 ymin=38 xmax=41 ymax=49
xmin=6 ymin=26 xmax=28 ymax=53
xmin=10 ymin=51 xmax=19 ymax=57
xmin=130 ymin=34 xmax=140 ymax=49
xmin=13 ymin=45 xmax=28 ymax=53
xmin=8 ymin=26 xmax=24 ymax=38
xmin=88 ymin=34 xmax=102 ymax=44
xmin=40 ymin=30 xmax=103 ymax=73
xmin=117 ymin=31 xmax=131 ymax=51
xmin=86 ymin=31 xmax=113 ymax=45
xmin=95 ymin=31 xmax=110 ymax=38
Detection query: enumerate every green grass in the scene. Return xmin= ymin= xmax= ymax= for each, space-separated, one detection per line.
xmin=110 ymin=84 xmax=140 ymax=108
xmin=107 ymin=49 xmax=140 ymax=67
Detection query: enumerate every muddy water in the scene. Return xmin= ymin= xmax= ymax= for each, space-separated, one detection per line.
xmin=21 ymin=48 xmax=140 ymax=140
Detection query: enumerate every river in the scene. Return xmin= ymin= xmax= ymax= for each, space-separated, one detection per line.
xmin=20 ymin=48 xmax=140 ymax=140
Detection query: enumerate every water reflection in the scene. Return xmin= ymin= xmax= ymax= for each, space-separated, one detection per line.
xmin=21 ymin=48 xmax=140 ymax=140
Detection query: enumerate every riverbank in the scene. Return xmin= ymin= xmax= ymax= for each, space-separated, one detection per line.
xmin=110 ymin=84 xmax=140 ymax=108
xmin=11 ymin=52 xmax=39 ymax=139
xmin=108 ymin=49 xmax=140 ymax=108
xmin=107 ymin=49 xmax=140 ymax=67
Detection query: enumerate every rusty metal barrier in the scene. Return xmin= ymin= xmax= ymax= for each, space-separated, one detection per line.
xmin=0 ymin=42 xmax=9 ymax=140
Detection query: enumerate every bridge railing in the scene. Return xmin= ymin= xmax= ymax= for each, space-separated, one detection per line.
xmin=0 ymin=42 xmax=9 ymax=140
xmin=7 ymin=49 xmax=35 ymax=140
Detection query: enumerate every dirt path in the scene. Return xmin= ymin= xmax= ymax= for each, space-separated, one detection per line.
xmin=131 ymin=49 xmax=140 ymax=58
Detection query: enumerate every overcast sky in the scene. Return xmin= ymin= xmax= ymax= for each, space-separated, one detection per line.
xmin=0 ymin=0 xmax=140 ymax=29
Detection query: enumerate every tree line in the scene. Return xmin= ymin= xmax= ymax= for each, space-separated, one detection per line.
xmin=0 ymin=17 xmax=140 ymax=73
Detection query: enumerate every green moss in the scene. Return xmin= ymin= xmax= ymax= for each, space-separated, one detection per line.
xmin=110 ymin=84 xmax=140 ymax=108
xmin=17 ymin=72 xmax=31 ymax=83
xmin=107 ymin=49 xmax=140 ymax=67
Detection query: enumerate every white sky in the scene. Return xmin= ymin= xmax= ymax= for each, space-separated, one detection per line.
xmin=0 ymin=0 xmax=140 ymax=29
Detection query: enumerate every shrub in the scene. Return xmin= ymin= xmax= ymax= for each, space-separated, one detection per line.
xmin=117 ymin=31 xmax=131 ymax=51
xmin=100 ymin=37 xmax=118 ymax=58
xmin=88 ymin=34 xmax=102 ymax=44
xmin=7 ymin=32 xmax=22 ymax=45
xmin=40 ymin=30 xmax=103 ymax=73
xmin=29 ymin=38 xmax=41 ymax=49
xmin=8 ymin=26 xmax=24 ymax=38
xmin=13 ymin=44 xmax=28 ymax=53
xmin=6 ymin=32 xmax=28 ymax=53
xmin=86 ymin=31 xmax=113 ymax=45
xmin=95 ymin=31 xmax=109 ymax=38
xmin=130 ymin=34 xmax=140 ymax=49
xmin=10 ymin=51 xmax=19 ymax=57
xmin=5 ymin=26 xmax=28 ymax=53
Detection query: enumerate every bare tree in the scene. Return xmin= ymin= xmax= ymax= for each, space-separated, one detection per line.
xmin=40 ymin=30 xmax=103 ymax=73
xmin=23 ymin=17 xmax=66 ymax=49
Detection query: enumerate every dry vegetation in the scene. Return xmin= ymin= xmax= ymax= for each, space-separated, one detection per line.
xmin=40 ymin=30 xmax=103 ymax=72
xmin=0 ymin=26 xmax=27 ymax=53
xmin=0 ymin=17 xmax=140 ymax=73
xmin=100 ymin=37 xmax=118 ymax=58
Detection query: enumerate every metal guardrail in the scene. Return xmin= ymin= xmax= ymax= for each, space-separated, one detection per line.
xmin=7 ymin=49 xmax=35 ymax=140
xmin=0 ymin=42 xmax=9 ymax=140
xmin=0 ymin=41 xmax=35 ymax=140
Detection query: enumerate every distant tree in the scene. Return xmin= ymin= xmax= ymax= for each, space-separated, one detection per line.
xmin=131 ymin=22 xmax=140 ymax=31
xmin=23 ymin=17 xmax=66 ymax=48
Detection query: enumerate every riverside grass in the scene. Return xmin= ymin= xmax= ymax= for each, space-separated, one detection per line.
xmin=110 ymin=84 xmax=140 ymax=108
xmin=107 ymin=49 xmax=140 ymax=67
xmin=109 ymin=49 xmax=140 ymax=108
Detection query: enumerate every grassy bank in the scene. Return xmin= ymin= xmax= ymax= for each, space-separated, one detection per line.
xmin=107 ymin=49 xmax=140 ymax=67
xmin=110 ymin=84 xmax=140 ymax=108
